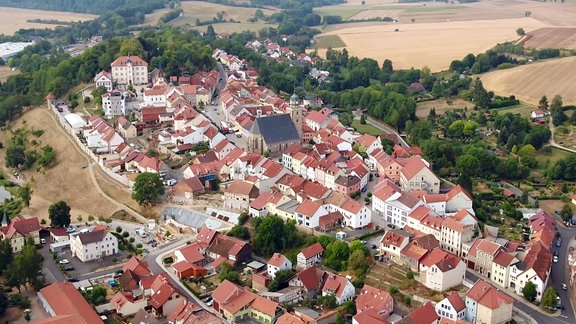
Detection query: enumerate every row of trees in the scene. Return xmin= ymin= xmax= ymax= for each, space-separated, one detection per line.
xmin=2 ymin=237 xmax=43 ymax=293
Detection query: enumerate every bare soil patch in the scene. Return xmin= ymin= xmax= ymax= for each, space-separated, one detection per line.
xmin=0 ymin=107 xmax=118 ymax=222
xmin=480 ymin=56 xmax=576 ymax=106
xmin=0 ymin=7 xmax=96 ymax=35
xmin=416 ymin=98 xmax=474 ymax=118
xmin=521 ymin=27 xmax=576 ymax=49
xmin=349 ymin=9 xmax=403 ymax=20
xmin=175 ymin=1 xmax=276 ymax=26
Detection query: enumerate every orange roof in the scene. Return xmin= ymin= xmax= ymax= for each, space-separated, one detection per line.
xmin=380 ymin=231 xmax=409 ymax=248
xmin=38 ymin=283 xmax=103 ymax=324
xmin=276 ymin=313 xmax=306 ymax=324
xmin=420 ymin=249 xmax=450 ymax=268
xmin=445 ymin=185 xmax=472 ymax=201
xmin=467 ymin=280 xmax=513 ymax=310
xmin=1 ymin=216 xmax=41 ymax=239
xmin=356 ymin=284 xmax=393 ymax=317
xmin=111 ymin=55 xmax=148 ymax=67
xmin=322 ymin=273 xmax=350 ymax=298
xmin=225 ymin=180 xmax=259 ymax=197
xmin=268 ymin=253 xmax=289 ymax=267
xmin=400 ymin=157 xmax=430 ymax=180
xmin=492 ymin=251 xmax=517 ymax=267
xmin=409 ymin=205 xmax=433 ymax=222
xmin=408 ymin=301 xmax=438 ymax=324
xmin=468 ymin=238 xmax=501 ymax=258
xmin=446 ymin=291 xmax=466 ymax=312
xmin=122 ymin=256 xmax=151 ymax=277
xmin=400 ymin=244 xmax=428 ymax=261
xmin=250 ymin=192 xmax=273 ymax=210
xmin=295 ymin=200 xmax=322 ymax=217
xmin=212 ymin=280 xmax=278 ymax=316
xmin=353 ymin=308 xmax=390 ymax=324
xmin=442 ymin=217 xmax=465 ymax=232
xmin=299 ymin=242 xmax=324 ymax=259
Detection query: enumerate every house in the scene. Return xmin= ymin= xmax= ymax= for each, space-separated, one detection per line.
xmin=333 ymin=174 xmax=362 ymax=196
xmin=297 ymin=242 xmax=324 ymax=269
xmin=465 ymin=238 xmax=502 ymax=278
xmin=509 ymin=241 xmax=552 ymax=302
xmin=400 ymin=301 xmax=439 ymax=324
xmin=289 ymin=266 xmax=325 ymax=301
xmin=94 ymin=70 xmax=113 ymax=92
xmin=372 ymin=182 xmax=423 ymax=228
xmin=0 ymin=216 xmax=41 ymax=252
xmin=355 ymin=284 xmax=393 ymax=320
xmin=248 ymin=114 xmax=301 ymax=158
xmin=37 ymin=282 xmax=104 ymax=324
xmin=117 ymin=116 xmax=137 ymax=139
xmin=111 ymin=55 xmax=148 ymax=85
xmin=212 ymin=280 xmax=280 ymax=323
xmin=531 ymin=110 xmax=548 ymax=119
xmin=49 ymin=228 xmax=70 ymax=243
xmin=267 ymin=253 xmax=292 ymax=279
xmin=380 ymin=229 xmax=411 ymax=262
xmin=399 ymin=157 xmax=440 ymax=194
xmin=353 ymin=308 xmax=390 ymax=324
xmin=355 ymin=134 xmax=382 ymax=156
xmin=110 ymin=292 xmax=147 ymax=316
xmin=321 ymin=273 xmax=356 ymax=305
xmin=294 ymin=200 xmax=329 ymax=228
xmin=149 ymin=274 xmax=186 ymax=316
xmin=70 ymin=225 xmax=118 ymax=262
xmin=101 ymin=91 xmax=126 ymax=116
xmin=305 ymin=107 xmax=333 ymax=131
xmin=223 ymin=180 xmax=260 ymax=210
xmin=206 ymin=233 xmax=252 ymax=267
xmin=167 ymin=299 xmax=220 ymax=324
xmin=172 ymin=261 xmax=208 ymax=279
xmin=490 ymin=250 xmax=518 ymax=289
xmin=435 ymin=292 xmax=466 ymax=322
xmin=465 ymin=280 xmax=513 ymax=324
xmin=424 ymin=254 xmax=466 ymax=292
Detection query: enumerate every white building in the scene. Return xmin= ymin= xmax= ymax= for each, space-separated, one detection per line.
xmin=0 ymin=41 xmax=34 ymax=61
xmin=111 ymin=55 xmax=148 ymax=85
xmin=94 ymin=71 xmax=113 ymax=92
xmin=102 ymin=91 xmax=126 ymax=116
xmin=435 ymin=292 xmax=466 ymax=322
xmin=267 ymin=253 xmax=292 ymax=279
xmin=70 ymin=227 xmax=118 ymax=262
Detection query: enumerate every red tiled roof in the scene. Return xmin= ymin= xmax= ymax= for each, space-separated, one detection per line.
xmin=467 ymin=280 xmax=513 ymax=310
xmin=300 ymin=242 xmax=324 ymax=259
xmin=493 ymin=251 xmax=516 ymax=267
xmin=1 ymin=216 xmax=41 ymax=239
xmin=122 ymin=256 xmax=151 ymax=277
xmin=268 ymin=253 xmax=289 ymax=267
xmin=400 ymin=244 xmax=428 ymax=261
xmin=294 ymin=266 xmax=323 ymax=291
xmin=177 ymin=243 xmax=206 ymax=264
xmin=356 ymin=284 xmax=393 ymax=317
xmin=420 ymin=249 xmax=450 ymax=268
xmin=322 ymin=274 xmax=350 ymax=298
xmin=446 ymin=291 xmax=466 ymax=312
xmin=408 ymin=301 xmax=438 ymax=324
xmin=39 ymin=283 xmax=103 ymax=324
xmin=111 ymin=55 xmax=148 ymax=67
xmin=295 ymin=200 xmax=322 ymax=217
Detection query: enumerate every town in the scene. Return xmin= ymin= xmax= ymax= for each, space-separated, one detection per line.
xmin=1 ymin=1 xmax=576 ymax=324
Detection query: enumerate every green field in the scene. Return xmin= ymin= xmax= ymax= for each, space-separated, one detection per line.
xmin=352 ymin=119 xmax=382 ymax=136
xmin=535 ymin=147 xmax=572 ymax=169
xmin=491 ymin=102 xmax=536 ymax=117
xmin=314 ymin=35 xmax=346 ymax=48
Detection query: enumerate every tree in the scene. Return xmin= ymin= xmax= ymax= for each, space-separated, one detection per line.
xmin=132 ymin=173 xmax=165 ymax=206
xmin=0 ymin=239 xmax=13 ymax=275
xmin=348 ymin=250 xmax=367 ymax=275
xmin=560 ymin=204 xmax=573 ymax=222
xmin=48 ymin=201 xmax=71 ymax=228
xmin=538 ymin=95 xmax=549 ymax=111
xmin=324 ymin=240 xmax=349 ymax=271
xmin=360 ymin=114 xmax=366 ymax=124
xmin=218 ymin=264 xmax=241 ymax=284
xmin=542 ymin=287 xmax=558 ymax=309
xmin=227 ymin=225 xmax=250 ymax=240
xmin=456 ymin=155 xmax=480 ymax=177
xmin=18 ymin=183 xmax=32 ymax=208
xmin=252 ymin=216 xmax=286 ymax=256
xmin=516 ymin=28 xmax=525 ymax=36
xmin=408 ymin=120 xmax=433 ymax=146
xmin=268 ymin=269 xmax=294 ymax=292
xmin=517 ymin=144 xmax=537 ymax=168
xmin=522 ymin=281 xmax=537 ymax=302
xmin=0 ymin=291 xmax=7 ymax=316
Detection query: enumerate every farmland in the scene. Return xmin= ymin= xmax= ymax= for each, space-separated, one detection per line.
xmin=0 ymin=66 xmax=18 ymax=83
xmin=480 ymin=56 xmax=576 ymax=106
xmin=416 ymin=98 xmax=474 ymax=118
xmin=170 ymin=1 xmax=277 ymax=32
xmin=312 ymin=0 xmax=576 ymax=71
xmin=0 ymin=7 xmax=96 ymax=35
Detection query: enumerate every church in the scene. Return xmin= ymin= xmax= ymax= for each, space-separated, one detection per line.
xmin=247 ymin=93 xmax=302 ymax=157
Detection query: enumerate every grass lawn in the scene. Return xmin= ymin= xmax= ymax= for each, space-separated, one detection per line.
xmin=491 ymin=101 xmax=535 ymax=117
xmin=314 ymin=35 xmax=346 ymax=48
xmin=352 ymin=119 xmax=382 ymax=136
xmin=535 ymin=146 xmax=572 ymax=168
xmin=314 ymin=6 xmax=368 ymax=19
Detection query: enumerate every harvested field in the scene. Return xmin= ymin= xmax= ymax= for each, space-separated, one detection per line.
xmin=0 ymin=66 xmax=18 ymax=83
xmin=315 ymin=35 xmax=346 ymax=48
xmin=195 ymin=22 xmax=277 ymax=34
xmin=173 ymin=1 xmax=276 ymax=26
xmin=317 ymin=18 xmax=545 ymax=71
xmin=0 ymin=107 xmax=119 ymax=222
xmin=416 ymin=98 xmax=473 ymax=118
xmin=0 ymin=7 xmax=96 ymax=35
xmin=521 ymin=27 xmax=576 ymax=49
xmin=480 ymin=56 xmax=576 ymax=106
xmin=348 ymin=9 xmax=403 ymax=20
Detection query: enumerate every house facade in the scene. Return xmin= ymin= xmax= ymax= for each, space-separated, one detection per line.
xmin=70 ymin=228 xmax=118 ymax=262
xmin=0 ymin=216 xmax=41 ymax=253
xmin=111 ymin=55 xmax=148 ymax=85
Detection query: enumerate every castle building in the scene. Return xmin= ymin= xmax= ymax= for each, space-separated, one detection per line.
xmin=110 ymin=55 xmax=148 ymax=86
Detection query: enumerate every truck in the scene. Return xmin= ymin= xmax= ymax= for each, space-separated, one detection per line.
xmin=220 ymin=121 xmax=230 ymax=133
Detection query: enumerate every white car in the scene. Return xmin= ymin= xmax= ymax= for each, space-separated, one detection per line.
xmin=59 ymin=259 xmax=70 ymax=264
xmin=553 ymin=255 xmax=559 ymax=263
xmin=562 ymin=283 xmax=567 ymax=290
xmin=40 ymin=238 xmax=46 ymax=244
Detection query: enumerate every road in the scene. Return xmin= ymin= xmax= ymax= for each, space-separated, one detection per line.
xmin=549 ymin=115 xmax=576 ymax=153
xmin=352 ymin=110 xmax=409 ymax=147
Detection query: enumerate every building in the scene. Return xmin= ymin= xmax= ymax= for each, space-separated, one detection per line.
xmin=0 ymin=216 xmax=41 ymax=252
xmin=294 ymin=200 xmax=329 ymax=229
xmin=355 ymin=284 xmax=393 ymax=320
xmin=37 ymin=282 xmax=104 ymax=324
xmin=465 ymin=280 xmax=513 ymax=324
xmin=94 ymin=71 xmax=113 ymax=92
xmin=167 ymin=299 xmax=220 ymax=324
xmin=297 ymin=242 xmax=324 ymax=269
xmin=101 ymin=91 xmax=126 ymax=116
xmin=110 ymin=55 xmax=148 ymax=85
xmin=399 ymin=157 xmax=440 ymax=194
xmin=248 ymin=114 xmax=301 ymax=157
xmin=117 ymin=116 xmax=137 ymax=139
xmin=321 ymin=273 xmax=355 ymax=305
xmin=267 ymin=253 xmax=292 ymax=279
xmin=425 ymin=254 xmax=466 ymax=292
xmin=0 ymin=41 xmax=34 ymax=61
xmin=223 ymin=180 xmax=260 ymax=210
xmin=212 ymin=280 xmax=279 ymax=323
xmin=70 ymin=225 xmax=118 ymax=262
xmin=435 ymin=292 xmax=466 ymax=322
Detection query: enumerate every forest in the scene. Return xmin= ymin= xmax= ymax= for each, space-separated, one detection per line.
xmin=0 ymin=0 xmax=166 ymax=14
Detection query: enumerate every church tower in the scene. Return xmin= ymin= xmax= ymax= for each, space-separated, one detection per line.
xmin=288 ymin=93 xmax=303 ymax=140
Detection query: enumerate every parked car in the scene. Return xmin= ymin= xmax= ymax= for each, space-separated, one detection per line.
xmin=556 ymin=238 xmax=562 ymax=247
xmin=40 ymin=238 xmax=46 ymax=244
xmin=386 ymin=224 xmax=396 ymax=230
xmin=557 ymin=304 xmax=565 ymax=310
xmin=65 ymin=267 xmax=75 ymax=271
xmin=203 ymin=296 xmax=213 ymax=303
xmin=562 ymin=283 xmax=567 ymax=290
xmin=59 ymin=259 xmax=70 ymax=264
xmin=206 ymin=299 xmax=213 ymax=307
xmin=67 ymin=278 xmax=79 ymax=282
xmin=371 ymin=244 xmax=378 ymax=250
xmin=554 ymin=255 xmax=559 ymax=263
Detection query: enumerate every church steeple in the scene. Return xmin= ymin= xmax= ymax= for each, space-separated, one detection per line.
xmin=288 ymin=92 xmax=302 ymax=140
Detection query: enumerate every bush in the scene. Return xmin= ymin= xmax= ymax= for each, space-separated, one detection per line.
xmin=238 ymin=212 xmax=249 ymax=225
xmin=40 ymin=219 xmax=46 ymax=225
xmin=112 ymin=257 xmax=117 ymax=263
xmin=136 ymin=243 xmax=143 ymax=248
xmin=388 ymin=286 xmax=399 ymax=294
xmin=129 ymin=237 xmax=135 ymax=243
xmin=122 ymin=231 xmax=129 ymax=238
xmin=163 ymin=257 xmax=174 ymax=264
xmin=83 ymin=97 xmax=91 ymax=103
xmin=88 ymin=215 xmax=95 ymax=221
xmin=404 ymin=295 xmax=412 ymax=305
xmin=406 ymin=271 xmax=414 ymax=280
xmin=116 ymin=226 xmax=122 ymax=233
